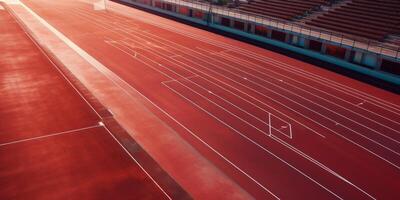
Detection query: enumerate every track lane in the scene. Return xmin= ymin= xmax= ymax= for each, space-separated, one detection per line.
xmin=19 ymin=1 xmax=400 ymax=198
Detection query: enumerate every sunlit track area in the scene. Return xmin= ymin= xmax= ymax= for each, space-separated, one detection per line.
xmin=1 ymin=0 xmax=399 ymax=199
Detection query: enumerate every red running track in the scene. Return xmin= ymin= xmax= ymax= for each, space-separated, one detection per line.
xmin=17 ymin=0 xmax=400 ymax=199
xmin=0 ymin=4 xmax=186 ymax=199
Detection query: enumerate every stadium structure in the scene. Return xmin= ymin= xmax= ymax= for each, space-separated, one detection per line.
xmin=0 ymin=0 xmax=399 ymax=199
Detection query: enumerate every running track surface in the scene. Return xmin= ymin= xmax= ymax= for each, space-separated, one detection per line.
xmin=0 ymin=4 xmax=187 ymax=199
xmin=13 ymin=0 xmax=400 ymax=199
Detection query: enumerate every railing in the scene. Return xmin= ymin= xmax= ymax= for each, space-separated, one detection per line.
xmin=139 ymin=0 xmax=400 ymax=60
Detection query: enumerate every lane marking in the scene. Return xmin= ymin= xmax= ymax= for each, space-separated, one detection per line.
xmin=0 ymin=125 xmax=101 ymax=147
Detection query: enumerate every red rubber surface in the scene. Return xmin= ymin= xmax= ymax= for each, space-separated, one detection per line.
xmin=0 ymin=127 xmax=168 ymax=200
xmin=0 ymin=5 xmax=176 ymax=199
xmin=15 ymin=0 xmax=400 ymax=199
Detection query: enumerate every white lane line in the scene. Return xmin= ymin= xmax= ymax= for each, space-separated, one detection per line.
xmin=0 ymin=125 xmax=101 ymax=147
xmin=168 ymin=54 xmax=181 ymax=59
xmin=16 ymin=2 xmax=172 ymax=198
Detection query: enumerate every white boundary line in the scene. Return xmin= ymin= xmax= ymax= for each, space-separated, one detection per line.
xmin=0 ymin=125 xmax=101 ymax=147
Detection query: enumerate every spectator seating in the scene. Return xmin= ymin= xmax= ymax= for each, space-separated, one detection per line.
xmin=305 ymin=0 xmax=400 ymax=41
xmin=237 ymin=0 xmax=328 ymax=20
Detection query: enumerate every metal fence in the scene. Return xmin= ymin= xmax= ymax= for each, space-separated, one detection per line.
xmin=146 ymin=0 xmax=400 ymax=60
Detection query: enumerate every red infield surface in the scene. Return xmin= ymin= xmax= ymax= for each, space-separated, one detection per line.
xmin=0 ymin=4 xmax=186 ymax=199
xmin=3 ymin=0 xmax=400 ymax=199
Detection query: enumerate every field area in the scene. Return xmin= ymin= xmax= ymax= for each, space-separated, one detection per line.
xmin=1 ymin=0 xmax=399 ymax=199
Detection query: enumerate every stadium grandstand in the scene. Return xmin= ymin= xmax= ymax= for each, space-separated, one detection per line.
xmin=305 ymin=0 xmax=400 ymax=42
xmin=237 ymin=0 xmax=330 ymax=20
xmin=1 ymin=0 xmax=399 ymax=199
xmin=234 ymin=0 xmax=400 ymax=43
